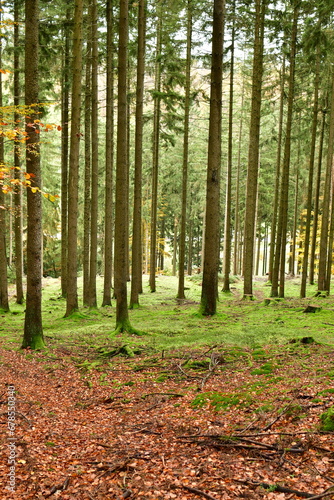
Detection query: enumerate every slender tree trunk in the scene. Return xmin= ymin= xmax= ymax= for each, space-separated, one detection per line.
xmin=233 ymin=79 xmax=244 ymax=277
xmin=278 ymin=5 xmax=299 ymax=298
xmin=65 ymin=0 xmax=83 ymax=317
xmin=326 ymin=176 xmax=334 ymax=294
xmin=300 ymin=48 xmax=320 ymax=297
xmin=159 ymin=216 xmax=165 ymax=272
xmin=0 ymin=11 xmax=8 ymax=312
xmin=22 ymin=0 xmax=44 ymax=348
xmin=83 ymin=25 xmax=91 ymax=306
xmin=102 ymin=0 xmax=115 ymax=307
xmin=187 ymin=219 xmax=193 ymax=276
xmin=13 ymin=0 xmax=24 ymax=304
xmin=177 ymin=0 xmax=192 ymax=300
xmin=268 ymin=57 xmax=285 ymax=284
xmin=222 ymin=0 xmax=235 ymax=293
xmin=60 ymin=7 xmax=71 ymax=299
xmin=243 ymin=0 xmax=266 ymax=298
xmin=309 ymin=107 xmax=326 ymax=285
xmin=271 ymin=6 xmax=298 ymax=298
xmin=291 ymin=168 xmax=299 ymax=277
xmin=114 ymin=0 xmax=132 ymax=331
xmin=88 ymin=0 xmax=99 ymax=308
xmin=200 ymin=0 xmax=225 ymax=315
xmin=149 ymin=1 xmax=162 ymax=293
xmin=318 ymin=73 xmax=334 ymax=292
xmin=172 ymin=217 xmax=178 ymax=276
xmin=130 ymin=0 xmax=146 ymax=309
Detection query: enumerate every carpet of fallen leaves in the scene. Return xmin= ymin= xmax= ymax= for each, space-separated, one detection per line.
xmin=1 ymin=343 xmax=334 ymax=500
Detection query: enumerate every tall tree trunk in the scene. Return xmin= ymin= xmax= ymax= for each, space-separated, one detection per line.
xmin=130 ymin=0 xmax=146 ymax=309
xmin=222 ymin=0 xmax=235 ymax=293
xmin=102 ymin=0 xmax=115 ymax=307
xmin=149 ymin=0 xmax=162 ymax=293
xmin=278 ymin=4 xmax=299 ymax=298
xmin=13 ymin=0 xmax=24 ymax=304
xmin=309 ymin=107 xmax=326 ymax=285
xmin=268 ymin=57 xmax=285 ymax=284
xmin=271 ymin=5 xmax=298 ymax=298
xmin=318 ymin=73 xmax=334 ymax=292
xmin=60 ymin=7 xmax=71 ymax=299
xmin=300 ymin=47 xmax=320 ymax=297
xmin=291 ymin=168 xmax=299 ymax=277
xmin=83 ymin=30 xmax=91 ymax=306
xmin=233 ymin=78 xmax=245 ymax=277
xmin=114 ymin=0 xmax=132 ymax=332
xmin=172 ymin=217 xmax=178 ymax=277
xmin=187 ymin=218 xmax=193 ymax=276
xmin=65 ymin=0 xmax=84 ymax=317
xmin=326 ymin=180 xmax=334 ymax=295
xmin=22 ymin=0 xmax=44 ymax=348
xmin=177 ymin=0 xmax=192 ymax=300
xmin=200 ymin=0 xmax=225 ymax=315
xmin=0 ymin=9 xmax=9 ymax=312
xmin=242 ymin=0 xmax=266 ymax=298
xmin=88 ymin=0 xmax=99 ymax=308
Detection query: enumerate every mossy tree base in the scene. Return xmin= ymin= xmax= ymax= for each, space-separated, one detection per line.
xmin=129 ymin=302 xmax=140 ymax=310
xmin=21 ymin=335 xmax=45 ymax=350
xmin=243 ymin=294 xmax=254 ymax=301
xmin=110 ymin=319 xmax=145 ymax=336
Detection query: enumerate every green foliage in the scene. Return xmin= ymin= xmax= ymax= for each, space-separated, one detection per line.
xmin=191 ymin=391 xmax=247 ymax=411
xmin=320 ymin=407 xmax=334 ymax=432
xmin=251 ymin=362 xmax=274 ymax=376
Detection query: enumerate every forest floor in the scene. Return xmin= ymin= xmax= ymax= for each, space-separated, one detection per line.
xmin=0 ymin=275 xmax=334 ymax=500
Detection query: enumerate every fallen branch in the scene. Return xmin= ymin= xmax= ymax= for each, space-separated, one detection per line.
xmin=141 ymin=392 xmax=184 ymax=399
xmin=180 ymin=484 xmax=217 ymax=500
xmin=237 ymin=480 xmax=315 ymax=498
xmin=45 ymin=477 xmax=70 ymax=497
xmin=307 ymin=486 xmax=334 ymax=500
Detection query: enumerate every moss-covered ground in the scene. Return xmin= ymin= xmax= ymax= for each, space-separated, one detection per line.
xmin=1 ymin=275 xmax=334 ymax=499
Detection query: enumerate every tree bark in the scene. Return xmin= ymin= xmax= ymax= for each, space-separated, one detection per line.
xmin=65 ymin=0 xmax=83 ymax=317
xmin=130 ymin=0 xmax=146 ymax=309
xmin=102 ymin=0 xmax=115 ymax=307
xmin=200 ymin=0 xmax=225 ymax=315
xmin=177 ymin=0 xmax=192 ymax=300
xmin=60 ymin=7 xmax=71 ymax=299
xmin=278 ymin=4 xmax=299 ymax=298
xmin=114 ymin=0 xmax=132 ymax=331
xmin=318 ymin=72 xmax=334 ymax=292
xmin=22 ymin=0 xmax=44 ymax=348
xmin=13 ymin=0 xmax=24 ymax=304
xmin=83 ymin=25 xmax=91 ymax=306
xmin=88 ymin=0 xmax=99 ymax=308
xmin=222 ymin=0 xmax=235 ymax=293
xmin=149 ymin=0 xmax=162 ymax=293
xmin=271 ymin=5 xmax=298 ymax=298
xmin=267 ymin=57 xmax=285 ymax=284
xmin=0 ymin=8 xmax=9 ymax=312
xmin=309 ymin=107 xmax=326 ymax=285
xmin=243 ymin=0 xmax=266 ymax=298
xmin=300 ymin=47 xmax=320 ymax=297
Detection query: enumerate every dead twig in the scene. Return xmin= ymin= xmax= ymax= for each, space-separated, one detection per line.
xmin=306 ymin=486 xmax=334 ymax=500
xmin=141 ymin=392 xmax=184 ymax=399
xmin=263 ymin=403 xmax=292 ymax=431
xmin=236 ymin=479 xmax=315 ymax=498
xmin=180 ymin=484 xmax=217 ymax=500
xmin=45 ymin=477 xmax=70 ymax=497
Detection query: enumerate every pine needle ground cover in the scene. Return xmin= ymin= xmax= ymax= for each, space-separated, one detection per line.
xmin=1 ymin=276 xmax=334 ymax=499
